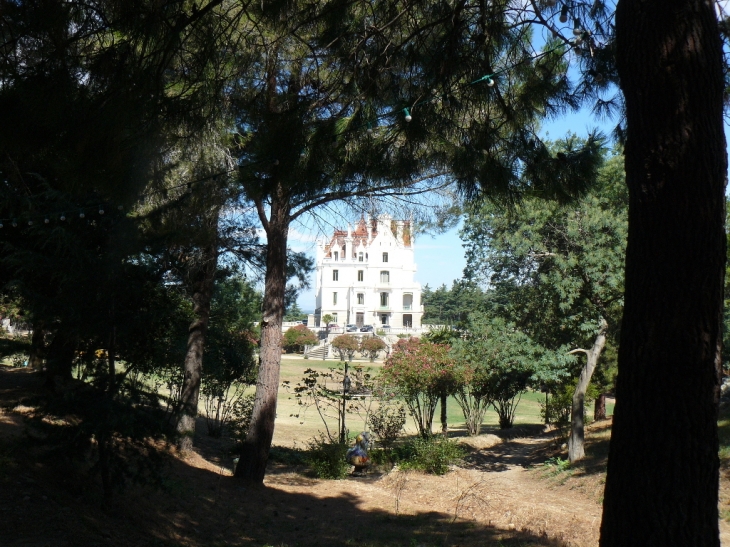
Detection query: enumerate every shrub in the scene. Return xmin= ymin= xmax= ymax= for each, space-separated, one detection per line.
xmin=360 ymin=336 xmax=386 ymax=362
xmin=283 ymin=324 xmax=317 ymax=353
xmin=306 ymin=434 xmax=350 ymax=479
xmin=228 ymin=394 xmax=256 ymax=442
xmin=397 ymin=436 xmax=464 ymax=475
xmin=541 ymin=380 xmax=598 ymax=440
xmin=451 ymin=315 xmax=537 ymax=430
xmin=380 ymin=338 xmax=457 ymax=437
xmin=331 ymin=334 xmax=359 ymax=361
xmin=543 ymin=456 xmax=571 ymax=477
xmin=368 ymin=403 xmax=406 ymax=450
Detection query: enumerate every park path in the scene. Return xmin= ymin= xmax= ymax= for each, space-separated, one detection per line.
xmin=265 ymin=433 xmax=604 ymax=546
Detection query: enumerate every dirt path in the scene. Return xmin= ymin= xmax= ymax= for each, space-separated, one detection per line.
xmin=261 ymin=434 xmax=602 ymax=547
xmin=1 ymin=367 xmax=728 ymax=547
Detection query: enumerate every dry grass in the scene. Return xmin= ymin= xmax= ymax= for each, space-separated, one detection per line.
xmin=3 ymin=365 xmax=730 ymax=547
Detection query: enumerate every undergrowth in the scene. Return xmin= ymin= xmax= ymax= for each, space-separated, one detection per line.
xmin=542 ymin=456 xmax=571 ymax=478
xmin=395 ymin=436 xmax=465 ymax=475
xmin=306 ymin=434 xmax=350 ymax=479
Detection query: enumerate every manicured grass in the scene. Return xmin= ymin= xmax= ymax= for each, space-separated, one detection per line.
xmin=275 ymin=356 xmax=615 ymax=441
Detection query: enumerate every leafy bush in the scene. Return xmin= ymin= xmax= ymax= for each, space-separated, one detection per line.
xmin=368 ymin=403 xmax=406 ymax=450
xmin=283 ymin=324 xmax=317 ymax=353
xmin=451 ymin=315 xmax=537 ymax=430
xmin=306 ymin=434 xmax=350 ymax=479
xmin=359 ymin=336 xmax=386 ymax=361
xmin=396 ymin=436 xmax=464 ymax=475
xmin=268 ymin=445 xmax=308 ymax=466
xmin=380 ymin=338 xmax=457 ymax=437
xmin=228 ymin=394 xmax=256 ymax=442
xmin=331 ymin=334 xmax=359 ymax=361
xmin=541 ymin=385 xmax=572 ymax=434
xmin=543 ymin=456 xmax=571 ymax=477
xmin=541 ymin=380 xmax=598 ymax=440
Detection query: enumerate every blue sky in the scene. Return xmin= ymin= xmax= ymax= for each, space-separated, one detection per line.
xmin=294 ymin=109 xmax=618 ymax=312
xmin=293 ymin=222 xmax=469 ymax=313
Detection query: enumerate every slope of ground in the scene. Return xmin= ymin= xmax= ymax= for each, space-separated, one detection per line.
xmin=0 ymin=366 xmax=727 ymax=547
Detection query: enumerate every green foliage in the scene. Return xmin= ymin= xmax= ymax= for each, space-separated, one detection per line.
xmin=331 ymin=334 xmax=359 ymax=361
xmin=543 ymin=456 xmax=571 ymax=477
xmin=228 ymin=394 xmax=256 ymax=443
xmin=461 ymin=150 xmax=627 ymax=410
xmin=306 ymin=434 xmax=350 ymax=479
xmin=368 ymin=402 xmax=407 ymax=450
xmin=285 ymin=366 xmax=372 ymax=443
xmin=451 ymin=315 xmax=539 ymax=430
xmin=541 ymin=380 xmax=599 ymax=440
xmin=31 ymin=365 xmax=173 ymax=498
xmin=359 ymin=336 xmax=386 ymax=361
xmin=283 ymin=301 xmax=307 ymax=322
xmin=268 ymin=445 xmax=308 ymax=466
xmin=463 ymin=150 xmax=626 ymax=338
xmin=422 ymin=325 xmax=459 ymax=345
xmin=422 ymin=281 xmax=488 ymax=326
xmin=199 ymin=276 xmax=260 ymax=436
xmin=0 ymin=337 xmax=31 ymax=361
xmin=283 ymin=324 xmax=318 ymax=353
xmin=396 ymin=437 xmax=465 ymax=475
xmin=380 ymin=338 xmax=457 ymax=437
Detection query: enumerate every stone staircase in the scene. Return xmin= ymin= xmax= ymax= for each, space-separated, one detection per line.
xmin=305 ymin=343 xmax=329 ymax=359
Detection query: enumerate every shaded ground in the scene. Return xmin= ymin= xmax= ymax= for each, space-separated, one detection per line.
xmin=0 ymin=366 xmax=726 ymax=547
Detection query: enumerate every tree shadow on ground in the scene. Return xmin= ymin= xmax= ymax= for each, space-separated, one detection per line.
xmin=0 ymin=430 xmax=573 ymax=547
xmin=0 ymin=366 xmax=574 ymax=546
xmin=461 ymin=425 xmax=557 ymax=473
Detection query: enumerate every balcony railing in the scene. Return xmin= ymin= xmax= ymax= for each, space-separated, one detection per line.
xmin=403 ymin=305 xmax=412 ymax=311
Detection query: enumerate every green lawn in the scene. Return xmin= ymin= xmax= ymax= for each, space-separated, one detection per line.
xmin=274 ymin=356 xmax=614 ymax=444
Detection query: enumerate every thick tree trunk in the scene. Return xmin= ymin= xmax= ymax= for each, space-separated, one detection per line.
xmin=440 ymin=391 xmax=448 ymax=435
xmin=600 ymin=2 xmax=726 ymax=545
xmin=568 ymin=318 xmax=608 ymax=463
xmin=28 ymin=320 xmax=45 ymax=370
xmin=235 ymin=195 xmax=289 ymax=483
xmin=44 ymin=326 xmax=76 ymax=389
xmin=594 ymin=393 xmax=606 ymax=421
xmin=176 ymin=239 xmax=219 ymax=452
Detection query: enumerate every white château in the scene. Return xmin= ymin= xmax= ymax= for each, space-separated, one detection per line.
xmin=314 ymin=215 xmax=423 ymax=330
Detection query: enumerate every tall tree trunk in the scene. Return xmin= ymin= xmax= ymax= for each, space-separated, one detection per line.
xmin=176 ymin=238 xmax=219 ymax=452
xmin=440 ymin=392 xmax=448 ymax=435
xmin=44 ymin=326 xmax=76 ymax=389
xmin=235 ymin=194 xmax=289 ymax=483
xmin=28 ymin=319 xmax=45 ymax=370
xmin=600 ymin=2 xmax=725 ymax=545
xmin=568 ymin=318 xmax=608 ymax=463
xmin=594 ymin=393 xmax=606 ymax=421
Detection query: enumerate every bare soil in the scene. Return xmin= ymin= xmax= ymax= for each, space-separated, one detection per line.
xmin=0 ymin=366 xmax=727 ymax=547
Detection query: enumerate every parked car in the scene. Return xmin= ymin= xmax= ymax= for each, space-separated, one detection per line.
xmin=346 ymin=324 xmax=358 ymax=332
xmin=359 ymin=325 xmax=374 ymax=332
xmin=327 ymin=322 xmax=341 ymax=331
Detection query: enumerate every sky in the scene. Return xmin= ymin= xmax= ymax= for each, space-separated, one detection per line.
xmin=291 ymin=2 xmax=730 ymax=312
xmin=293 ymin=109 xmax=617 ymax=313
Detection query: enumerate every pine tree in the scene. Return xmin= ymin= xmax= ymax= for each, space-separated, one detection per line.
xmin=231 ymin=0 xmax=603 ymax=482
xmin=600 ymin=1 xmax=726 ymax=544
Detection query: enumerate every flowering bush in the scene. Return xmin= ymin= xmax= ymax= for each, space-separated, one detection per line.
xmin=380 ymin=338 xmax=456 ymax=437
xmin=331 ymin=334 xmax=359 ymax=361
xmin=283 ymin=324 xmax=317 ymax=353
xmin=359 ymin=336 xmax=386 ymax=361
